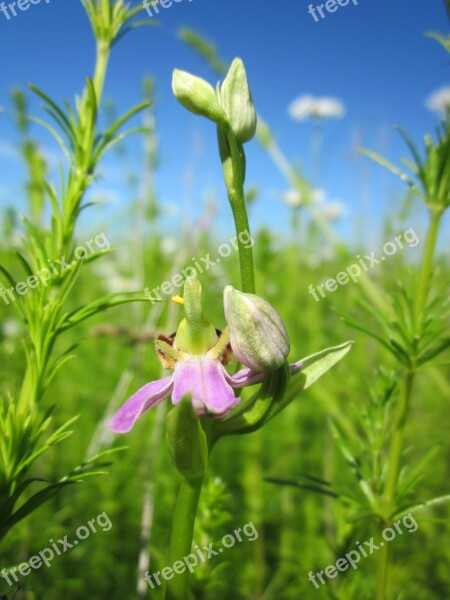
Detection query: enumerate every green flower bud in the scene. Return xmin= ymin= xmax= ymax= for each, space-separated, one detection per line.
xmin=223 ymin=286 xmax=290 ymax=372
xmin=172 ymin=69 xmax=225 ymax=124
xmin=220 ymin=58 xmax=257 ymax=144
xmin=166 ymin=396 xmax=208 ymax=481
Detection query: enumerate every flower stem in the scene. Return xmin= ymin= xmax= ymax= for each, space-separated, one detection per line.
xmin=164 ymin=477 xmax=204 ymax=600
xmin=164 ymin=121 xmax=257 ymax=600
xmin=219 ymin=125 xmax=255 ymax=294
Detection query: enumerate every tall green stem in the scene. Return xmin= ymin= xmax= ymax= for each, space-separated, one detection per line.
xmin=375 ymin=532 xmax=391 ymax=600
xmin=386 ymin=206 xmax=443 ymax=502
xmin=384 ymin=372 xmax=414 ymax=505
xmin=19 ymin=40 xmax=112 ymax=413
xmin=220 ymin=125 xmax=255 ymax=294
xmin=414 ymin=208 xmax=443 ymax=327
xmin=376 ymin=206 xmax=443 ymax=600
xmin=164 ymin=477 xmax=204 ymax=600
xmin=93 ymin=41 xmax=110 ymax=102
xmin=164 ymin=121 xmax=257 ymax=600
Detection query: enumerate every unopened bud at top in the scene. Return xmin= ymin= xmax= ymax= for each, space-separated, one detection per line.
xmin=220 ymin=58 xmax=257 ymax=144
xmin=223 ymin=286 xmax=290 ymax=372
xmin=172 ymin=69 xmax=225 ymax=124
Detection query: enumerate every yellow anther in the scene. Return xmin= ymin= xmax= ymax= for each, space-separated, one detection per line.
xmin=172 ymin=295 xmax=185 ymax=305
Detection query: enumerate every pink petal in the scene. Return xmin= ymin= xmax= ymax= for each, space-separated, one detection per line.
xmin=227 ymin=367 xmax=265 ymax=388
xmin=109 ymin=376 xmax=173 ymax=433
xmin=228 ymin=360 xmax=303 ymax=388
xmin=172 ymin=358 xmax=240 ymax=417
xmin=290 ymin=360 xmax=303 ymax=375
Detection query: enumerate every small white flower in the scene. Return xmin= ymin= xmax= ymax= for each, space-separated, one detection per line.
xmin=281 ymin=187 xmax=326 ymax=208
xmin=2 ymin=319 xmax=20 ymax=338
xmin=319 ymin=201 xmax=346 ymax=223
xmin=282 ymin=189 xmax=302 ymax=207
xmin=426 ymin=86 xmax=450 ymax=118
xmin=161 ymin=237 xmax=177 ymax=254
xmin=288 ymin=95 xmax=345 ymax=121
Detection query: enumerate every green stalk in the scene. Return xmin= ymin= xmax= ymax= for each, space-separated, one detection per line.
xmin=414 ymin=208 xmax=443 ymax=327
xmin=163 ymin=111 xmax=257 ymax=600
xmin=18 ymin=38 xmax=112 ymax=413
xmin=384 ymin=371 xmax=414 ymax=507
xmin=376 ymin=371 xmax=413 ymax=600
xmin=245 ymin=434 xmax=266 ymax=594
xmin=221 ymin=124 xmax=255 ymax=294
xmin=386 ymin=205 xmax=443 ymax=501
xmin=376 ymin=206 xmax=443 ymax=600
xmin=375 ymin=530 xmax=391 ymax=600
xmin=93 ymin=41 xmax=110 ymax=102
xmin=164 ymin=477 xmax=204 ymax=600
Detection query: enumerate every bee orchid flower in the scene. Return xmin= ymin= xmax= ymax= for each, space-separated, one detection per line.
xmin=109 ymin=278 xmax=302 ymax=434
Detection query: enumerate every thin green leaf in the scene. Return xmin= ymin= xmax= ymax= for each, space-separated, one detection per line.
xmin=298 ymin=341 xmax=353 ymax=390
xmin=359 ymin=148 xmax=417 ymax=189
xmin=264 ymin=477 xmax=339 ymax=498
xmin=14 ymin=251 xmax=33 ymax=278
xmin=28 ymin=84 xmax=74 ymax=135
xmin=28 ymin=116 xmax=72 ymax=164
xmin=392 ymin=495 xmax=450 ymax=520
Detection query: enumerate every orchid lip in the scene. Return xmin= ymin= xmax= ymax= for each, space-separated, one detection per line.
xmin=108 ymin=357 xmax=303 ymax=433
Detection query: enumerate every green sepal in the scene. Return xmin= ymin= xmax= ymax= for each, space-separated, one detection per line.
xmin=215 ymin=361 xmax=291 ymax=436
xmin=216 ymin=341 xmax=353 ymax=437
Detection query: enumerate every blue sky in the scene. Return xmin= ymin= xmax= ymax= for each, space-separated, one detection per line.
xmin=0 ymin=0 xmax=449 ymax=245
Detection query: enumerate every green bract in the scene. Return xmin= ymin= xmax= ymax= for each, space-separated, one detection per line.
xmin=166 ymin=396 xmax=208 ymax=481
